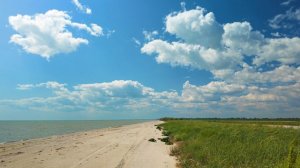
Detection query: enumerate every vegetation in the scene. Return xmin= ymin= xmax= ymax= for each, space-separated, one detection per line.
xmin=160 ymin=120 xmax=300 ymax=168
xmin=159 ymin=136 xmax=173 ymax=145
xmin=148 ymin=138 xmax=157 ymax=142
xmin=155 ymin=125 xmax=162 ymax=131
xmin=160 ymin=118 xmax=300 ymax=126
xmin=212 ymin=120 xmax=300 ymax=126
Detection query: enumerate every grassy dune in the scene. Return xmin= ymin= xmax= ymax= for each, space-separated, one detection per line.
xmin=161 ymin=120 xmax=300 ymax=168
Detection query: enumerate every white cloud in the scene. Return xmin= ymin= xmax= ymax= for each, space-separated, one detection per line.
xmin=17 ymin=81 xmax=68 ymax=96
xmin=239 ymin=93 xmax=281 ymax=102
xmin=281 ymin=0 xmax=294 ymax=6
xmin=143 ymin=30 xmax=158 ymax=41
xmin=142 ymin=7 xmax=243 ymax=72
xmin=140 ymin=5 xmax=300 ymax=117
xmin=254 ymin=37 xmax=300 ymax=65
xmin=4 ymin=5 xmax=300 ymax=118
xmin=269 ymin=8 xmax=300 ymax=29
xmin=132 ymin=37 xmax=141 ymax=46
xmin=72 ymin=0 xmax=92 ymax=14
xmin=141 ymin=39 xmax=242 ymax=71
xmin=227 ymin=65 xmax=300 ymax=84
xmin=270 ymin=32 xmax=286 ymax=37
xmin=222 ymin=21 xmax=300 ymax=66
xmin=70 ymin=23 xmax=103 ymax=37
xmin=182 ymin=81 xmax=246 ymax=102
xmin=9 ymin=10 xmax=103 ymax=59
xmin=5 ymin=79 xmax=300 ymax=117
xmin=180 ymin=2 xmax=186 ymax=11
xmin=222 ymin=22 xmax=265 ymax=56
xmin=11 ymin=80 xmax=178 ymax=118
xmin=106 ymin=30 xmax=115 ymax=38
xmin=165 ymin=7 xmax=223 ymax=48
xmin=73 ymin=80 xmax=153 ymax=98
xmin=143 ymin=6 xmax=300 ymax=68
xmin=16 ymin=84 xmax=35 ymax=90
xmin=17 ymin=81 xmax=66 ymax=90
xmin=211 ymin=69 xmax=235 ymax=79
xmin=9 ymin=80 xmax=179 ymax=114
xmin=86 ymin=8 xmax=92 ymax=15
xmin=223 ymin=82 xmax=300 ymax=107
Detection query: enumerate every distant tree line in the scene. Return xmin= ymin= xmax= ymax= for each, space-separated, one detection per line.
xmin=159 ymin=117 xmax=300 ymax=121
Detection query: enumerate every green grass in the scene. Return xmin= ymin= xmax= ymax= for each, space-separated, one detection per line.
xmin=161 ymin=120 xmax=300 ymax=168
xmin=214 ymin=120 xmax=300 ymax=126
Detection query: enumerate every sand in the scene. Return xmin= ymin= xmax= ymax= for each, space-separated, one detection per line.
xmin=0 ymin=121 xmax=176 ymax=168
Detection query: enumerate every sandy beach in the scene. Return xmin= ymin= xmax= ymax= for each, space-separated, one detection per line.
xmin=0 ymin=121 xmax=176 ymax=168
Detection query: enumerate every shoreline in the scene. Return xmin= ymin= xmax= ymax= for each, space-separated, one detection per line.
xmin=0 ymin=119 xmax=152 ymax=144
xmin=0 ymin=123 xmax=142 ymax=145
xmin=0 ymin=120 xmax=176 ymax=168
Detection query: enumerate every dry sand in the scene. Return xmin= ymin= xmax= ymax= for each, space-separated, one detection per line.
xmin=0 ymin=121 xmax=176 ymax=168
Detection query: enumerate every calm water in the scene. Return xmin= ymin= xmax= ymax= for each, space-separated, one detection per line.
xmin=0 ymin=120 xmax=149 ymax=143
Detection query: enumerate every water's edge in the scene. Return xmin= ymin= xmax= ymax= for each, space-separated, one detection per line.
xmin=0 ymin=120 xmax=152 ymax=144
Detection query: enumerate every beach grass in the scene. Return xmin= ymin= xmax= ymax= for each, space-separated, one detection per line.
xmin=160 ymin=120 xmax=300 ymax=168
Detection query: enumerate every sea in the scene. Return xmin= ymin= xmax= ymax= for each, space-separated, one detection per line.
xmin=0 ymin=120 xmax=149 ymax=143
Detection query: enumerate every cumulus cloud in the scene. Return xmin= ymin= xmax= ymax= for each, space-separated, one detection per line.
xmin=223 ymin=82 xmax=300 ymax=108
xmin=213 ymin=64 xmax=300 ymax=87
xmin=165 ymin=7 xmax=223 ymax=48
xmin=72 ymin=0 xmax=92 ymax=14
xmin=142 ymin=39 xmax=242 ymax=71
xmin=2 ymin=78 xmax=299 ymax=118
xmin=4 ymin=5 xmax=300 ymax=118
xmin=222 ymin=22 xmax=265 ymax=56
xmin=8 ymin=80 xmax=178 ymax=114
xmin=221 ymin=21 xmax=299 ymax=66
xmin=9 ymin=10 xmax=103 ymax=60
xmin=182 ymin=81 xmax=246 ymax=102
xmin=143 ymin=7 xmax=300 ymax=69
xmin=140 ymin=5 xmax=300 ymax=117
xmin=254 ymin=37 xmax=300 ymax=65
xmin=73 ymin=80 xmax=154 ymax=98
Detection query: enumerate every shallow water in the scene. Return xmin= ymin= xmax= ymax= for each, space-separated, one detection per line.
xmin=0 ymin=120 xmax=149 ymax=143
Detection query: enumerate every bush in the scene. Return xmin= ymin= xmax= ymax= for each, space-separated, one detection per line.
xmin=148 ymin=138 xmax=157 ymax=142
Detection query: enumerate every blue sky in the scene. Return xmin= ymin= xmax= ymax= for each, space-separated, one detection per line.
xmin=0 ymin=0 xmax=299 ymax=119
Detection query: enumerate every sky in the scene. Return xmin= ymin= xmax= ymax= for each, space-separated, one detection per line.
xmin=0 ymin=0 xmax=300 ymax=120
